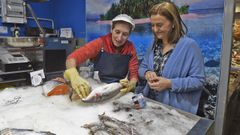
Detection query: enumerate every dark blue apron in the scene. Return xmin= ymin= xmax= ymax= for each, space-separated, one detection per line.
xmin=94 ymin=48 xmax=131 ymax=83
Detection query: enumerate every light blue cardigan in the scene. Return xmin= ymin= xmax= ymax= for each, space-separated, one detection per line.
xmin=138 ymin=36 xmax=205 ymax=114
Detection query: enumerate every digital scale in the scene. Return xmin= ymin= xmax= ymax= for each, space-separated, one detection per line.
xmin=0 ymin=53 xmax=32 ymax=72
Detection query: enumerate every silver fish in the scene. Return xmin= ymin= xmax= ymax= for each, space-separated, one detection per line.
xmin=0 ymin=128 xmax=56 ymax=135
xmin=82 ymin=82 xmax=123 ymax=103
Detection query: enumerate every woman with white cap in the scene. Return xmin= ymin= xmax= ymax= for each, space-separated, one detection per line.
xmin=64 ymin=14 xmax=138 ymax=99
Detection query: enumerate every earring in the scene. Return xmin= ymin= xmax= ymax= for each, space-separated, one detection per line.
xmin=172 ymin=25 xmax=175 ymax=29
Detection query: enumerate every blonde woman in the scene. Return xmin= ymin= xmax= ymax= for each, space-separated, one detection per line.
xmin=139 ymin=2 xmax=205 ymax=114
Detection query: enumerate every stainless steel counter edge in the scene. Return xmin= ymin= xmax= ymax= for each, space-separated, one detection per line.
xmin=187 ymin=118 xmax=214 ymax=135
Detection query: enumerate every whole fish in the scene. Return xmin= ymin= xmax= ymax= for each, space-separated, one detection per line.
xmin=0 ymin=128 xmax=56 ymax=135
xmin=81 ymin=82 xmax=123 ymax=103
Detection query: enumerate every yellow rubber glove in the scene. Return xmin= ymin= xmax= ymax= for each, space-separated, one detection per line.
xmin=119 ymin=78 xmax=136 ymax=94
xmin=64 ymin=68 xmax=90 ymax=99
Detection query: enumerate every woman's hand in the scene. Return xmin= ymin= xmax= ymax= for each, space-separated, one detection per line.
xmin=145 ymin=71 xmax=158 ymax=82
xmin=148 ymin=76 xmax=172 ymax=92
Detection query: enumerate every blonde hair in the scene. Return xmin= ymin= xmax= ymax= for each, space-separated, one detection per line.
xmin=149 ymin=2 xmax=187 ymax=44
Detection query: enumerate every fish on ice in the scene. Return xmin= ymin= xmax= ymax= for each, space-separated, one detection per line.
xmin=0 ymin=128 xmax=56 ymax=135
xmin=41 ymin=76 xmax=123 ymax=103
xmin=42 ymin=77 xmax=69 ymax=96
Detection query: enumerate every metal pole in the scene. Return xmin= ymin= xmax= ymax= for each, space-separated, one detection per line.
xmin=214 ymin=0 xmax=234 ymax=134
xmin=27 ymin=17 xmax=55 ymax=29
xmin=24 ymin=2 xmax=45 ymax=37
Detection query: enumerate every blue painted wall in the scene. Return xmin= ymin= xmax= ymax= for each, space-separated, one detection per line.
xmin=0 ymin=0 xmax=86 ymax=38
xmin=52 ymin=0 xmax=86 ymax=38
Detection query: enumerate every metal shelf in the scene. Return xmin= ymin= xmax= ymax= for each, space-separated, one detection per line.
xmin=0 ymin=69 xmax=33 ymax=84
xmin=0 ymin=69 xmax=33 ymax=75
xmin=0 ymin=78 xmax=26 ymax=84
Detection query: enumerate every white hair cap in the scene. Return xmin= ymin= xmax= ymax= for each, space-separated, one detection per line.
xmin=112 ymin=14 xmax=135 ymax=30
